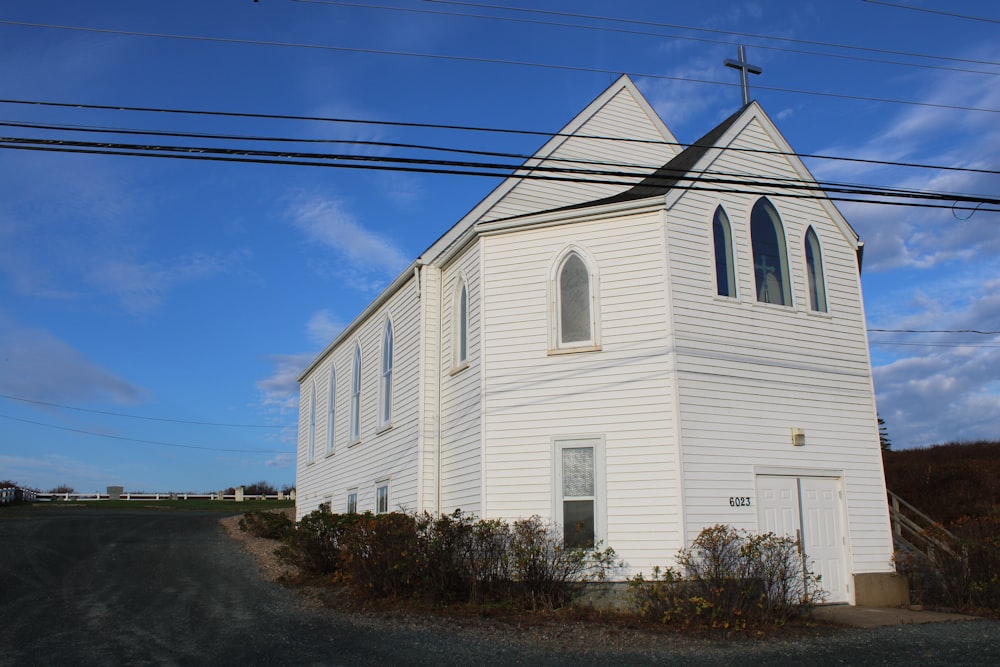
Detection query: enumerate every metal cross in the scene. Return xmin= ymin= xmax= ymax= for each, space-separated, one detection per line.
xmin=725 ymin=45 xmax=762 ymax=106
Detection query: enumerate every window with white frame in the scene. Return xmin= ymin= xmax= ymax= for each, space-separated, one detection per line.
xmin=804 ymin=226 xmax=828 ymax=313
xmin=750 ymin=198 xmax=792 ymax=306
xmin=350 ymin=343 xmax=361 ymax=442
xmin=713 ymin=206 xmax=737 ymax=298
xmin=552 ymin=249 xmax=599 ymax=351
xmin=454 ymin=278 xmax=469 ymax=367
xmin=554 ymin=438 xmax=604 ymax=548
xmin=306 ymin=382 xmax=316 ymax=464
xmin=375 ymin=481 xmax=389 ymax=514
xmin=325 ymin=366 xmax=336 ymax=455
xmin=346 ymin=488 xmax=358 ymax=514
xmin=379 ymin=319 xmax=393 ymax=428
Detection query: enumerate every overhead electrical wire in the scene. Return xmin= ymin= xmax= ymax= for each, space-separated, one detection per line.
xmin=0 ymin=393 xmax=283 ymax=428
xmin=1 ymin=19 xmax=998 ymax=114
xmin=868 ymin=328 xmax=1000 ymax=335
xmin=2 ymin=99 xmax=997 ymax=178
xmin=862 ymin=0 xmax=1000 ymax=25
xmin=0 ymin=413 xmax=294 ymax=454
xmin=292 ymin=0 xmax=1000 ymax=77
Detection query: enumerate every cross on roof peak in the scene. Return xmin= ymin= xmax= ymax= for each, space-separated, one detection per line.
xmin=725 ymin=45 xmax=762 ymax=107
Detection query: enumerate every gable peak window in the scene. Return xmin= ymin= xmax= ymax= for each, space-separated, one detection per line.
xmin=379 ymin=319 xmax=393 ymax=429
xmin=713 ymin=206 xmax=736 ymax=298
xmin=454 ymin=278 xmax=469 ymax=367
xmin=350 ymin=343 xmax=361 ymax=442
xmin=750 ymin=198 xmax=792 ymax=306
xmin=553 ymin=249 xmax=600 ymax=351
xmin=804 ymin=226 xmax=828 ymax=313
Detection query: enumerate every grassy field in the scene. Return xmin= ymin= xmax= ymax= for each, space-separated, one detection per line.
xmin=1 ymin=498 xmax=295 ymax=513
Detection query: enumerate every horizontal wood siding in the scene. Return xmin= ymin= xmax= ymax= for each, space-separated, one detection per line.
xmin=296 ymin=279 xmax=422 ymax=519
xmin=439 ymin=243 xmax=483 ymax=515
xmin=481 ymin=211 xmax=685 ymax=573
xmin=669 ymin=116 xmax=893 ymax=575
xmin=481 ymin=88 xmax=678 ymax=222
xmin=417 ymin=265 xmax=441 ymax=512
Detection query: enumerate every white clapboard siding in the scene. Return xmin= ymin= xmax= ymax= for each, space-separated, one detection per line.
xmin=480 ymin=86 xmax=678 ymax=222
xmin=665 ymin=108 xmax=894 ymax=573
xmin=296 ymin=279 xmax=423 ymax=519
xmin=439 ymin=242 xmax=484 ymax=515
xmin=480 ymin=210 xmax=687 ymax=571
xmin=417 ymin=265 xmax=441 ymax=512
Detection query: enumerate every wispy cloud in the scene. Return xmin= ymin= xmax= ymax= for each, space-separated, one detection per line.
xmin=255 ymin=353 xmax=314 ymax=414
xmin=286 ymin=194 xmax=410 ymax=279
xmin=0 ymin=314 xmax=145 ymax=405
xmin=306 ymin=309 xmax=345 ymax=347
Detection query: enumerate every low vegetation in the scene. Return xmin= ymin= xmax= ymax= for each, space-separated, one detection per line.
xmin=884 ymin=440 xmax=1000 ymax=616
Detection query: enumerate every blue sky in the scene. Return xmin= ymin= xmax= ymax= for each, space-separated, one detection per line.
xmin=1 ymin=0 xmax=998 ymax=493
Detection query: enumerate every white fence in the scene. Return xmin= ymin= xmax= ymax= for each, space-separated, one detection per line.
xmin=0 ymin=486 xmax=38 ymax=504
xmin=4 ymin=489 xmax=295 ymax=503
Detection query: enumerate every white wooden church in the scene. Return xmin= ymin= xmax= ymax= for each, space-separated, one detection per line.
xmin=295 ymin=75 xmax=901 ymax=605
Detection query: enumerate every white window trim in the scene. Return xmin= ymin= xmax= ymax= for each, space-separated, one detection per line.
xmin=306 ymin=382 xmax=317 ymax=464
xmin=325 ymin=365 xmax=336 ymax=456
xmin=349 ymin=342 xmax=362 ymax=445
xmin=378 ymin=317 xmax=394 ymax=431
xmin=451 ymin=275 xmax=470 ymax=373
xmin=346 ymin=487 xmax=358 ymax=514
xmin=548 ymin=246 xmax=602 ymax=355
xmin=552 ymin=436 xmax=606 ymax=548
xmin=375 ymin=479 xmax=390 ymax=514
xmin=750 ymin=197 xmax=793 ymax=308
xmin=712 ymin=204 xmax=738 ymax=299
xmin=803 ymin=226 xmax=830 ymax=314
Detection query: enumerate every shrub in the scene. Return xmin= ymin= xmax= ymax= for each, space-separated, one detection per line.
xmin=340 ymin=512 xmax=421 ymax=597
xmin=629 ymin=525 xmax=824 ymax=630
xmin=238 ymin=510 xmax=293 ymax=540
xmin=275 ymin=504 xmax=360 ymax=576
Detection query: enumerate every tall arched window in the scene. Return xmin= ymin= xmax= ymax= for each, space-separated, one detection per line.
xmin=454 ymin=278 xmax=468 ymax=366
xmin=713 ymin=206 xmax=736 ymax=298
xmin=804 ymin=226 xmax=828 ymax=313
xmin=349 ymin=343 xmax=361 ymax=442
xmin=555 ymin=250 xmax=598 ymax=349
xmin=325 ymin=366 xmax=336 ymax=455
xmin=750 ymin=198 xmax=792 ymax=306
xmin=379 ymin=319 xmax=393 ymax=428
xmin=307 ymin=382 xmax=316 ymax=463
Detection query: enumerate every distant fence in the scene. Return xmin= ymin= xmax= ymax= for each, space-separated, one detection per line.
xmin=0 ymin=486 xmax=38 ymax=505
xmin=3 ymin=489 xmax=295 ymax=503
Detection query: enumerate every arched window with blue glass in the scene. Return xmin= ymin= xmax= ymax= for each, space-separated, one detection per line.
xmin=804 ymin=226 xmax=828 ymax=313
xmin=349 ymin=343 xmax=361 ymax=442
xmin=379 ymin=318 xmax=393 ymax=429
xmin=750 ymin=198 xmax=792 ymax=306
xmin=713 ymin=206 xmax=737 ymax=298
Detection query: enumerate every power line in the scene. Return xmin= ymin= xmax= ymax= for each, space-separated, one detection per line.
xmin=3 ymin=139 xmax=998 ymax=212
xmin=293 ymin=0 xmax=1000 ymax=77
xmin=0 ymin=393 xmax=284 ymax=428
xmin=869 ymin=328 xmax=1000 ymax=335
xmin=3 ymin=99 xmax=998 ymax=177
xmin=0 ymin=413 xmax=294 ymax=454
xmin=868 ymin=340 xmax=1000 ymax=348
xmin=424 ymin=0 xmax=1000 ymax=68
xmin=2 ymin=19 xmax=998 ymax=114
xmin=862 ymin=0 xmax=1000 ymax=25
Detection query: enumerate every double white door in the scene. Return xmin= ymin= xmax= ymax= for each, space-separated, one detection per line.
xmin=755 ymin=475 xmax=849 ymax=604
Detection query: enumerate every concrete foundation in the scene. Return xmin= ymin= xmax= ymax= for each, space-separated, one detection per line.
xmin=853 ymin=572 xmax=910 ymax=607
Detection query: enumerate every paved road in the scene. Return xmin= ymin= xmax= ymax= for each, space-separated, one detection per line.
xmin=1 ymin=508 xmax=998 ymax=666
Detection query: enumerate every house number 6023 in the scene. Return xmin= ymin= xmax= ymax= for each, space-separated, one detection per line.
xmin=729 ymin=496 xmax=752 ymax=507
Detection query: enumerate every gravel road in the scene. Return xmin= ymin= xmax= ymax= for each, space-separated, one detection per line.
xmin=1 ymin=508 xmax=997 ymax=666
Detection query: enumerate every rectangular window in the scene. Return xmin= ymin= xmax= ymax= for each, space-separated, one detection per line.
xmin=375 ymin=481 xmax=389 ymax=514
xmin=346 ymin=489 xmax=358 ymax=514
xmin=554 ymin=438 xmax=604 ymax=549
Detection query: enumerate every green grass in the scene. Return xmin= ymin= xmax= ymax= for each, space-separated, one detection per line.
xmin=3 ymin=499 xmax=295 ymax=513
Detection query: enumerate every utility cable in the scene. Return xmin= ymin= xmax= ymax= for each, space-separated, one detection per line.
xmin=862 ymin=0 xmax=1000 ymax=25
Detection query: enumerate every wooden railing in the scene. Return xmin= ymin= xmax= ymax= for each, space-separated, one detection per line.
xmin=887 ymin=489 xmax=958 ymax=559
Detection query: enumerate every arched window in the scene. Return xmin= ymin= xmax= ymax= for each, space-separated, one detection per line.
xmin=349 ymin=343 xmax=361 ymax=442
xmin=713 ymin=206 xmax=736 ymax=297
xmin=554 ymin=250 xmax=598 ymax=349
xmin=325 ymin=366 xmax=336 ymax=455
xmin=379 ymin=319 xmax=393 ymax=428
xmin=307 ymin=382 xmax=316 ymax=463
xmin=750 ymin=198 xmax=792 ymax=306
xmin=454 ymin=278 xmax=468 ymax=366
xmin=804 ymin=226 xmax=828 ymax=313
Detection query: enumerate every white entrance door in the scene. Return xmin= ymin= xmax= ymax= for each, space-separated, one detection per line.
xmin=755 ymin=475 xmax=849 ymax=604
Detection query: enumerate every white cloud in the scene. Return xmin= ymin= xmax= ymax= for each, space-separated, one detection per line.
xmin=287 ymin=194 xmax=410 ymax=278
xmin=255 ymin=353 xmax=314 ymax=414
xmin=266 ymin=452 xmax=296 ymax=468
xmin=306 ymin=309 xmax=345 ymax=346
xmin=0 ymin=314 xmax=145 ymax=405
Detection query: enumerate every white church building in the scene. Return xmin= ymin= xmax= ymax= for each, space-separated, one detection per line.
xmin=295 ymin=75 xmax=902 ymax=605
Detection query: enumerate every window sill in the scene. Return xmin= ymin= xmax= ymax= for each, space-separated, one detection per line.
xmin=347 ymin=438 xmax=361 ymax=448
xmin=324 ymin=450 xmax=335 ymax=459
xmin=449 ymin=360 xmax=470 ymax=376
xmin=805 ymin=308 xmax=833 ymax=319
xmin=548 ymin=344 xmax=602 ymax=356
xmin=376 ymin=422 xmax=394 ymax=435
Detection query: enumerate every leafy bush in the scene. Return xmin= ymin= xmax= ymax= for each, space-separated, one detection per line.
xmin=238 ymin=509 xmax=293 ymax=540
xmin=341 ymin=512 xmax=422 ymax=597
xmin=275 ymin=504 xmax=360 ymax=576
xmin=629 ymin=525 xmax=824 ymax=630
